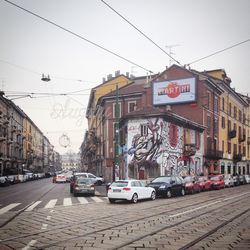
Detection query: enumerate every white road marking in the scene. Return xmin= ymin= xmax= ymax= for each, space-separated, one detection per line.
xmin=0 ymin=203 xmax=21 ymax=215
xmin=77 ymin=197 xmax=89 ymax=204
xmin=41 ymin=224 xmax=48 ymax=230
xmin=91 ymin=196 xmax=103 ymax=203
xmin=25 ymin=201 xmax=42 ymax=211
xmin=63 ymin=198 xmax=72 ymax=206
xmin=169 ymin=200 xmax=222 ymax=218
xmin=44 ymin=199 xmax=57 ymax=209
xmin=22 ymin=239 xmax=37 ymax=250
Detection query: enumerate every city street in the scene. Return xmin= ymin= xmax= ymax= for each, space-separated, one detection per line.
xmin=0 ymin=180 xmax=249 ymax=249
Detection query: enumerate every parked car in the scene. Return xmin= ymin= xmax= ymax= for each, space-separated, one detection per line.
xmin=209 ymin=175 xmax=225 ymax=190
xmin=239 ymin=175 xmax=246 ymax=185
xmin=197 ymin=176 xmax=211 ymax=191
xmin=232 ymin=175 xmax=240 ymax=186
xmin=0 ymin=176 xmax=10 ymax=187
xmin=244 ymin=175 xmax=250 ymax=184
xmin=224 ymin=174 xmax=234 ymax=187
xmin=182 ymin=176 xmax=200 ymax=194
xmin=108 ymin=180 xmax=156 ymax=203
xmin=147 ymin=176 xmax=185 ymax=198
xmin=72 ymin=178 xmax=95 ymax=197
xmin=55 ymin=174 xmax=67 ymax=183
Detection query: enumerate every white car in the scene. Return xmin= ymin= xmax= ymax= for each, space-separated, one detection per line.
xmin=224 ymin=174 xmax=234 ymax=187
xmin=107 ymin=179 xmax=156 ymax=203
xmin=55 ymin=174 xmax=67 ymax=183
xmin=73 ymin=172 xmax=104 ymax=185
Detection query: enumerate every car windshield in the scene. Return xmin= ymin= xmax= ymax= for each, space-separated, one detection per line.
xmin=77 ymin=178 xmax=92 ymax=184
xmin=210 ymin=176 xmax=220 ymax=181
xmin=152 ymin=177 xmax=171 ymax=183
xmin=111 ymin=181 xmax=128 ymax=187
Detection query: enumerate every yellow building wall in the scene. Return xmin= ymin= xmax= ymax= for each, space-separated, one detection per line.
xmin=88 ymin=75 xmax=130 ymax=130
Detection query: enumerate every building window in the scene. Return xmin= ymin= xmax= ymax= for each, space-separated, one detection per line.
xmin=169 ymin=124 xmax=178 ymax=147
xmin=238 ymin=110 xmax=242 ymax=122
xmin=228 ymin=141 xmax=231 ymax=154
xmin=228 ymin=119 xmax=231 ymax=132
xmin=243 ymin=146 xmax=246 ymax=157
xmin=227 ymin=165 xmax=231 ymax=174
xmin=233 ymin=144 xmax=237 ymax=155
xmin=233 ymin=106 xmax=237 ymax=119
xmin=128 ymin=101 xmax=136 ymax=113
xmin=222 ymin=140 xmax=224 ymax=153
xmin=222 ymin=97 xmax=225 ymax=111
xmin=214 ymin=96 xmax=219 ymax=113
xmin=221 ymin=116 xmax=225 ymax=129
xmin=140 ymin=124 xmax=148 ymax=136
xmin=229 ymin=103 xmax=232 ymax=116
xmin=243 ymin=113 xmax=246 ymax=124
xmin=195 ymin=131 xmax=200 ymax=149
xmin=207 ymin=116 xmax=211 ymax=134
xmin=214 ymin=118 xmax=218 ymax=136
xmin=221 ymin=165 xmax=225 ymax=174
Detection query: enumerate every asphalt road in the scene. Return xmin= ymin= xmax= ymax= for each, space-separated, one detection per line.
xmin=0 ymin=181 xmax=249 ymax=249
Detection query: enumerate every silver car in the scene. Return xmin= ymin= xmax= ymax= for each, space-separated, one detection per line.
xmin=72 ymin=178 xmax=95 ymax=197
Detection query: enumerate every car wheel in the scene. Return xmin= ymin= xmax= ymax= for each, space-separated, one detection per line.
xmin=166 ymin=189 xmax=172 ymax=198
xmin=151 ymin=191 xmax=156 ymax=200
xmin=181 ymin=188 xmax=185 ymax=196
xmin=109 ymin=198 xmax=116 ymax=203
xmin=131 ymin=193 xmax=138 ymax=203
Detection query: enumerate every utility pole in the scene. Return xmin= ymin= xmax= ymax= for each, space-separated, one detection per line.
xmin=114 ymin=84 xmax=120 ymax=181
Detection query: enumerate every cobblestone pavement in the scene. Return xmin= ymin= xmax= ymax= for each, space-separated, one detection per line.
xmin=0 ymin=185 xmax=249 ymax=250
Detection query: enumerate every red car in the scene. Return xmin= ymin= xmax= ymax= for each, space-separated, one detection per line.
xmin=197 ymin=176 xmax=211 ymax=191
xmin=209 ymin=175 xmax=225 ymax=190
xmin=182 ymin=176 xmax=201 ymax=194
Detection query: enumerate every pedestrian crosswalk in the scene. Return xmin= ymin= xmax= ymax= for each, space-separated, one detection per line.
xmin=0 ymin=196 xmax=108 ymax=215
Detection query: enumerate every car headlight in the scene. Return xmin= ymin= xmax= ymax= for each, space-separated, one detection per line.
xmin=159 ymin=185 xmax=166 ymax=189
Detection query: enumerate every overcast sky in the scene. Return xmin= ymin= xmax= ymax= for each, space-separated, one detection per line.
xmin=0 ymin=0 xmax=250 ymax=154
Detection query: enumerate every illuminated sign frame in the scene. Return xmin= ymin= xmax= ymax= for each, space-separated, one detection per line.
xmin=153 ymin=77 xmax=197 ymax=105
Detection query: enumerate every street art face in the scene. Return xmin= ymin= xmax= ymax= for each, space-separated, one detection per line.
xmin=127 ymin=118 xmax=203 ymax=178
xmin=127 ymin=118 xmax=182 ymax=176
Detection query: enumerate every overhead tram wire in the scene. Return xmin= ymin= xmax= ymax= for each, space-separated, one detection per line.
xmin=3 ymin=0 xmax=153 ymax=74
xmin=0 ymin=58 xmax=98 ymax=84
xmin=101 ymin=0 xmax=182 ymax=66
xmin=186 ymin=38 xmax=250 ymax=66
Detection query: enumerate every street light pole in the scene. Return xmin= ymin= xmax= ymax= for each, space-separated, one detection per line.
xmin=114 ymin=84 xmax=120 ymax=181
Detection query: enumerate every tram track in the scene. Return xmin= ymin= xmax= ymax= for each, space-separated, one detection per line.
xmin=2 ymin=191 xmax=248 ymax=249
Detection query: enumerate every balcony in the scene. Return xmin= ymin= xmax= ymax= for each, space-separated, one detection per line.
xmin=228 ymin=129 xmax=236 ymax=139
xmin=238 ymin=134 xmax=246 ymax=143
xmin=206 ymin=149 xmax=223 ymax=159
xmin=233 ymin=153 xmax=242 ymax=162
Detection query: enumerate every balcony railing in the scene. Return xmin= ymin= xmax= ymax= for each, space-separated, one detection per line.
xmin=233 ymin=153 xmax=242 ymax=162
xmin=228 ymin=129 xmax=236 ymax=139
xmin=238 ymin=134 xmax=246 ymax=143
xmin=206 ymin=149 xmax=223 ymax=159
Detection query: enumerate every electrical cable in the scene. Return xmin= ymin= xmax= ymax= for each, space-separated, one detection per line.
xmin=3 ymin=0 xmax=154 ymax=74
xmin=101 ymin=0 xmax=182 ymax=66
xmin=186 ymin=39 xmax=250 ymax=66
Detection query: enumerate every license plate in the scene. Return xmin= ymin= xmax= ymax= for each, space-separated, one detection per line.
xmin=113 ymin=189 xmax=121 ymax=192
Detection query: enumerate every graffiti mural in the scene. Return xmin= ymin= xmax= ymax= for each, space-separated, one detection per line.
xmin=127 ymin=117 xmax=203 ymax=179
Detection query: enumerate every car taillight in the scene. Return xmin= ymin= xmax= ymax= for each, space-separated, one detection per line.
xmin=123 ymin=187 xmax=131 ymax=191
